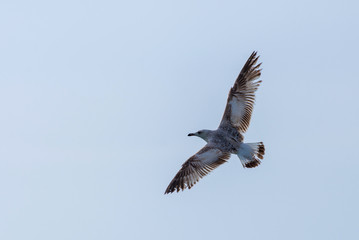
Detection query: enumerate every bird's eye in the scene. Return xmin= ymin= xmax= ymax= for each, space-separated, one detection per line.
xmin=198 ymin=131 xmax=202 ymax=134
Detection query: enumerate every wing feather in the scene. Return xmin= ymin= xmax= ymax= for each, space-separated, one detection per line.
xmin=164 ymin=146 xmax=231 ymax=194
xmin=219 ymin=51 xmax=262 ymax=133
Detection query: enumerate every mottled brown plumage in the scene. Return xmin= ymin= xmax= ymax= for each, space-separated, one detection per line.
xmin=165 ymin=146 xmax=231 ymax=193
xmin=220 ymin=51 xmax=262 ymax=133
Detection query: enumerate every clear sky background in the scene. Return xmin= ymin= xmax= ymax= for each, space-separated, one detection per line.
xmin=1 ymin=1 xmax=358 ymax=239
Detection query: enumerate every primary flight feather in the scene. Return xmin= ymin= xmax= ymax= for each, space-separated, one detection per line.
xmin=165 ymin=51 xmax=265 ymax=194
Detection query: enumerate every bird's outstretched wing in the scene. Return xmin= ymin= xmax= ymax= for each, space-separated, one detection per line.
xmin=219 ymin=51 xmax=262 ymax=133
xmin=164 ymin=145 xmax=231 ymax=194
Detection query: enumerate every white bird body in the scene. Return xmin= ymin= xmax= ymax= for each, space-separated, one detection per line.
xmin=165 ymin=51 xmax=265 ymax=194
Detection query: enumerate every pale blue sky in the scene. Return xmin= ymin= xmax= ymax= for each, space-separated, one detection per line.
xmin=1 ymin=0 xmax=358 ymax=239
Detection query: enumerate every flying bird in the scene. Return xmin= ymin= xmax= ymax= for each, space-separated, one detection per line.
xmin=164 ymin=51 xmax=265 ymax=194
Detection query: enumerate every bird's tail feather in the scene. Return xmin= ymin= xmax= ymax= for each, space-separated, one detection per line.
xmin=237 ymin=142 xmax=265 ymax=168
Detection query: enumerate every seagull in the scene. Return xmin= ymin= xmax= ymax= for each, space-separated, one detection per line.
xmin=164 ymin=51 xmax=265 ymax=194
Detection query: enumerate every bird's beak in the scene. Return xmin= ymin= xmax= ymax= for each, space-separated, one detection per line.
xmin=188 ymin=133 xmax=195 ymax=137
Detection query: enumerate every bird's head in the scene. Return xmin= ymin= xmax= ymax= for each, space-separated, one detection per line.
xmin=188 ymin=129 xmax=212 ymax=142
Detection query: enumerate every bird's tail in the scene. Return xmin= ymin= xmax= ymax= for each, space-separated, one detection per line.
xmin=237 ymin=142 xmax=265 ymax=168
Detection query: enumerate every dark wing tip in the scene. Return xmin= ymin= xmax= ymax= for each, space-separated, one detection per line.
xmin=235 ymin=51 xmax=262 ymax=86
xmin=164 ymin=186 xmax=174 ymax=194
xmin=164 ymin=177 xmax=183 ymax=194
xmin=164 ymin=183 xmax=177 ymax=194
